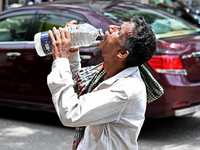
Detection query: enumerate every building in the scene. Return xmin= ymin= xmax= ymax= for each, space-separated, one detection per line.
xmin=1 ymin=0 xmax=26 ymax=11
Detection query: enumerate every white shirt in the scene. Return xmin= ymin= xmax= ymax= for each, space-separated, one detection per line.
xmin=47 ymin=51 xmax=147 ymax=150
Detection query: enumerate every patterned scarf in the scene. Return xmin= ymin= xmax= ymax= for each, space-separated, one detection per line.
xmin=72 ymin=63 xmax=106 ymax=150
xmin=72 ymin=63 xmax=164 ymax=150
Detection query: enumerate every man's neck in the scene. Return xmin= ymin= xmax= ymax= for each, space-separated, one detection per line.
xmin=103 ymin=62 xmax=125 ymax=81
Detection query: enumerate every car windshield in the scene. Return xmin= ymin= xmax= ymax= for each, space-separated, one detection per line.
xmin=102 ymin=5 xmax=199 ymax=38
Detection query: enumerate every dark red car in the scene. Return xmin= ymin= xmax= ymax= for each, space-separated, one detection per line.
xmin=0 ymin=1 xmax=200 ymax=117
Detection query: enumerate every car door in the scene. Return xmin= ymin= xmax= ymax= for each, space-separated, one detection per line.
xmin=0 ymin=10 xmax=37 ymax=105
xmin=22 ymin=9 xmax=91 ymax=110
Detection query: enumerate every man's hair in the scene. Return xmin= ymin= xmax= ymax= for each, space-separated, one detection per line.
xmin=122 ymin=16 xmax=157 ymax=67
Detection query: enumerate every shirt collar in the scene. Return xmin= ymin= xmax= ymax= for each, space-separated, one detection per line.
xmin=102 ymin=66 xmax=139 ymax=85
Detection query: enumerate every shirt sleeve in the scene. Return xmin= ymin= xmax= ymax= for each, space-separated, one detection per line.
xmin=68 ymin=51 xmax=81 ymax=79
xmin=47 ymin=59 xmax=134 ymax=127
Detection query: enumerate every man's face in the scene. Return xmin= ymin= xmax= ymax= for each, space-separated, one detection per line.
xmin=96 ymin=22 xmax=135 ymax=59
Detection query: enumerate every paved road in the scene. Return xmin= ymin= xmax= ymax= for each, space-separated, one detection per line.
xmin=0 ymin=106 xmax=200 ymax=150
xmin=139 ymin=111 xmax=200 ymax=150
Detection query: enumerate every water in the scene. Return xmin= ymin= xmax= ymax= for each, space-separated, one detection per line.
xmin=34 ymin=23 xmax=104 ymax=57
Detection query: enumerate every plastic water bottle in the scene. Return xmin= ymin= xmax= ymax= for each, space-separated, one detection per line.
xmin=34 ymin=23 xmax=104 ymax=57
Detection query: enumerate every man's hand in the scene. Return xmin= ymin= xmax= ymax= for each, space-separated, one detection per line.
xmin=65 ymin=20 xmax=79 ymax=52
xmin=49 ymin=27 xmax=71 ymax=60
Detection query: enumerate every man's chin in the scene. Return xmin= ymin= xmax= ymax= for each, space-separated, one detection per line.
xmin=93 ymin=48 xmax=102 ymax=58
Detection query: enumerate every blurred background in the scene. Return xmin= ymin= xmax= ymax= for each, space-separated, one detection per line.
xmin=1 ymin=0 xmax=200 ymax=12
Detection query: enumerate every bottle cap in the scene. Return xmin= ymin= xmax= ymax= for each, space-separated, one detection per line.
xmin=99 ymin=29 xmax=104 ymax=36
xmin=98 ymin=29 xmax=105 ymax=39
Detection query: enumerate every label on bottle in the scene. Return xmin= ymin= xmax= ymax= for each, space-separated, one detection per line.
xmin=41 ymin=32 xmax=52 ymax=55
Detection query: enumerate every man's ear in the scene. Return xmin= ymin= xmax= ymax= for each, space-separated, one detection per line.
xmin=117 ymin=50 xmax=129 ymax=59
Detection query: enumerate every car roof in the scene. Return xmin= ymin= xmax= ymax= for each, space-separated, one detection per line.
xmin=1 ymin=0 xmax=153 ymax=15
xmin=0 ymin=1 xmax=121 ymax=31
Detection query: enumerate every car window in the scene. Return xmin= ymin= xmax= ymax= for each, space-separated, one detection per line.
xmin=36 ymin=14 xmax=87 ymax=32
xmin=0 ymin=15 xmax=33 ymax=41
xmin=102 ymin=7 xmax=199 ymax=38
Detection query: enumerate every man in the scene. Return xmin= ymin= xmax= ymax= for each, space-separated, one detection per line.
xmin=47 ymin=16 xmax=161 ymax=150
xmin=155 ymin=0 xmax=187 ymax=14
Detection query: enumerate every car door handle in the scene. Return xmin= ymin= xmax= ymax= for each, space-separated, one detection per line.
xmin=7 ymin=52 xmax=21 ymax=57
xmin=80 ymin=55 xmax=91 ymax=60
xmin=192 ymin=51 xmax=200 ymax=57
